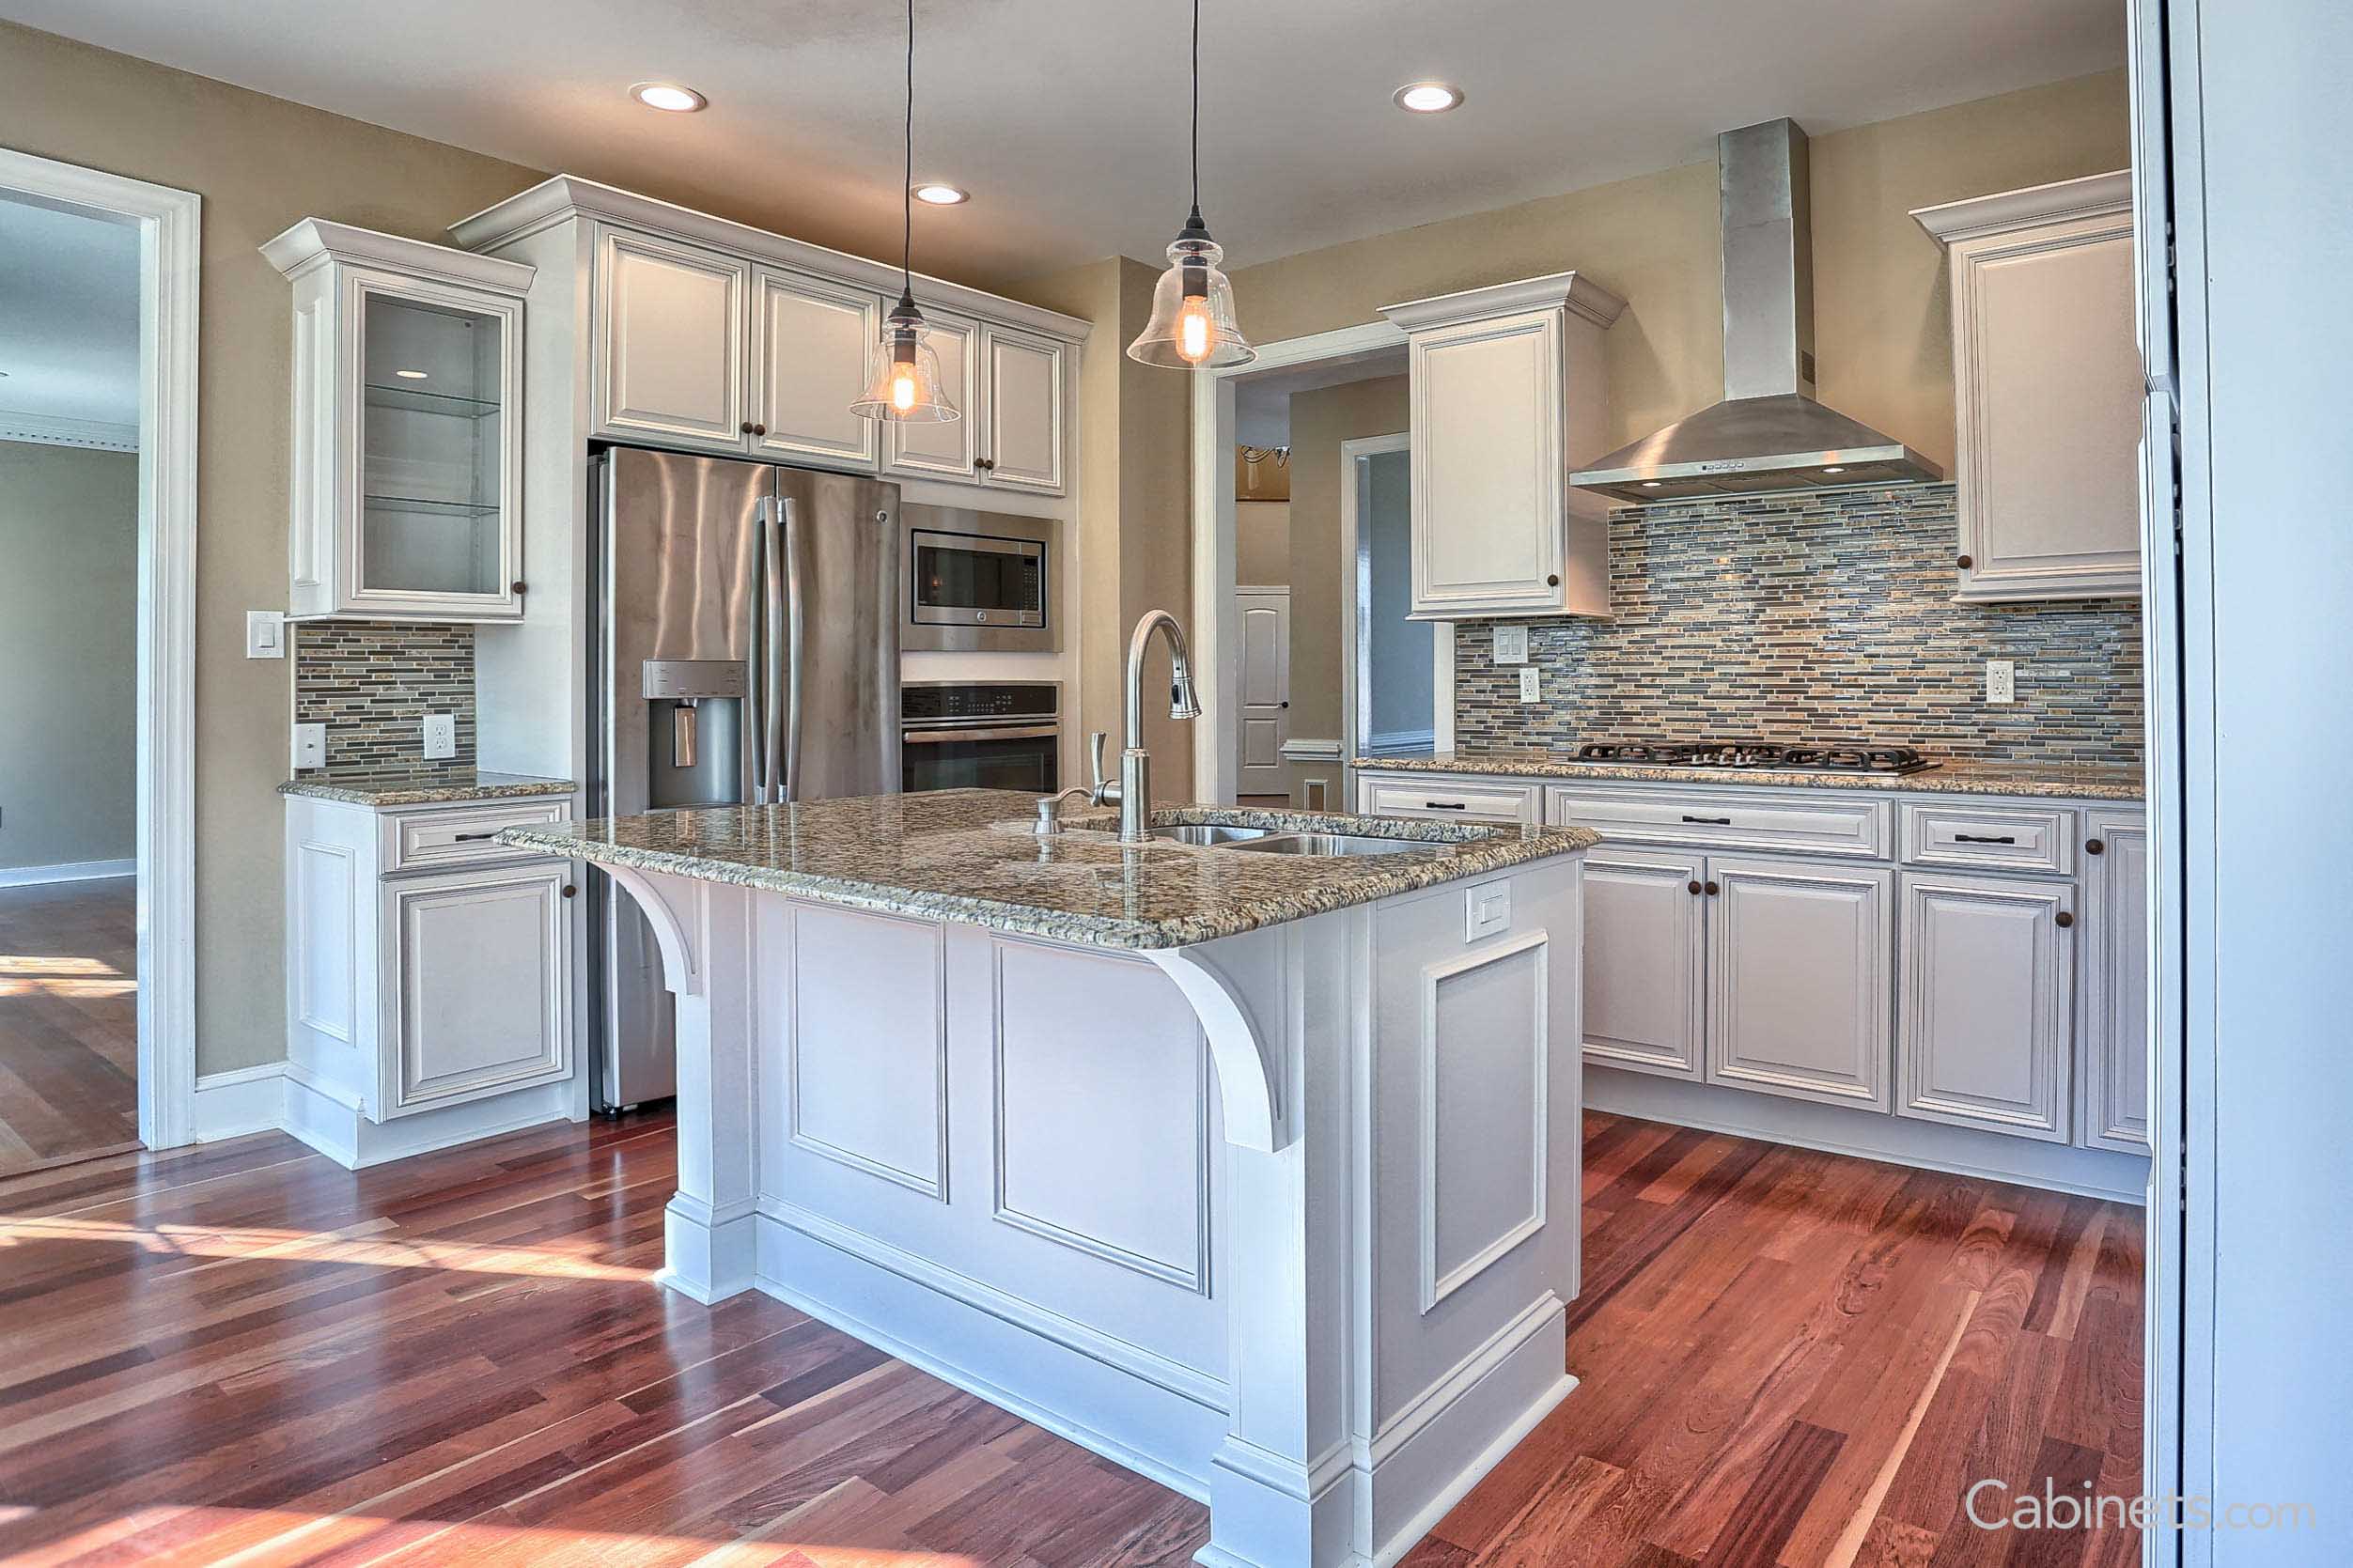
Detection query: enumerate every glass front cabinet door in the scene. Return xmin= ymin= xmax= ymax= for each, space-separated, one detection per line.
xmin=265 ymin=219 xmax=534 ymax=621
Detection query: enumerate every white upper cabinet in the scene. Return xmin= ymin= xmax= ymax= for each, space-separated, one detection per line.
xmin=1914 ymin=173 xmax=2142 ymax=602
xmin=882 ymin=308 xmax=979 ymax=482
xmin=594 ymin=225 xmax=750 ymax=452
xmin=976 ymin=324 xmax=1067 ymax=492
xmin=1382 ymin=272 xmax=1623 ymax=620
xmin=264 ymin=219 xmax=533 ymax=623
xmin=751 ymin=267 xmax=881 ymax=470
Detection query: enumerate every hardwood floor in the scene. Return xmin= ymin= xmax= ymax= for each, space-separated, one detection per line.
xmin=0 ymin=1108 xmax=2141 ymax=1567
xmin=0 ymin=877 xmax=140 ymax=1176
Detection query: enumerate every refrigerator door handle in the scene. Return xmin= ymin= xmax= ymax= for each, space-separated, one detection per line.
xmin=783 ymin=494 xmax=806 ymax=803
xmin=760 ymin=495 xmax=787 ymax=804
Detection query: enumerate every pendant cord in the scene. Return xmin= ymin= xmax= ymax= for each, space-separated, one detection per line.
xmin=1190 ymin=0 xmax=1200 ymax=214
xmin=901 ymin=0 xmax=915 ymax=298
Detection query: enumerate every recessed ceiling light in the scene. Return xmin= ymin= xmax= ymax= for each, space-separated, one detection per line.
xmin=1641 ymin=480 xmax=1663 ymax=489
xmin=1820 ymin=465 xmax=1846 ymax=474
xmin=1393 ymin=82 xmax=1464 ymax=114
xmin=395 ymin=369 xmax=430 ymax=380
xmin=631 ymin=82 xmax=708 ymax=113
xmin=911 ymin=182 xmax=969 ymax=206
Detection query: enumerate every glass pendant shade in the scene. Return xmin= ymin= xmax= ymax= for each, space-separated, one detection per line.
xmin=851 ymin=299 xmax=959 ymax=422
xmin=1128 ymin=221 xmax=1254 ymax=369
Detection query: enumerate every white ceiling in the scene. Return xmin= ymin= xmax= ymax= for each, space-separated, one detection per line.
xmin=0 ymin=194 xmax=141 ymax=429
xmin=0 ymin=2 xmax=2123 ymax=287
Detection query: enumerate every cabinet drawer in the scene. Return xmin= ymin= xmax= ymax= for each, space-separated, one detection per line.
xmin=1357 ymin=772 xmax=1537 ymax=825
xmin=1900 ymin=802 xmax=2074 ymax=875
xmin=1545 ymin=785 xmax=1890 ymax=860
xmin=382 ymin=798 xmax=573 ymax=874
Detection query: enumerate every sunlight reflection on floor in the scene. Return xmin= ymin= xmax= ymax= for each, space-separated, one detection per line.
xmin=0 ymin=1216 xmax=656 ymax=1282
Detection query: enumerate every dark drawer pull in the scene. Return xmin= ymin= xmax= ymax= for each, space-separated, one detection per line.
xmin=452 ymin=831 xmax=500 ymax=843
xmin=1955 ymin=833 xmax=2017 ymax=845
xmin=1423 ymin=800 xmax=1468 ymax=811
xmin=1681 ymin=815 xmax=1732 ymax=826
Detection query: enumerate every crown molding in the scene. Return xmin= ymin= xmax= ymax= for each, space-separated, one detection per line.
xmin=261 ymin=217 xmax=537 ymax=294
xmin=446 ymin=174 xmax=1092 ymax=344
xmin=0 ymin=409 xmax=139 ymax=452
xmin=1911 ymin=170 xmax=2134 ymax=244
xmin=1381 ymin=269 xmax=1628 ymax=333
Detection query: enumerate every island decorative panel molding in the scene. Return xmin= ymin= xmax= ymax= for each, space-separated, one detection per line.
xmin=291 ymin=621 xmax=476 ymax=772
xmin=1453 ymin=485 xmax=2143 ymax=765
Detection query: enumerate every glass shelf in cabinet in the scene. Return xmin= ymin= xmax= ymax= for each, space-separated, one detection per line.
xmin=363 ymin=380 xmax=501 ymax=418
xmin=362 ymin=493 xmax=502 ymax=517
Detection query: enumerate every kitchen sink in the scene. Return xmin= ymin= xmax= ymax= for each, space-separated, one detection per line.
xmin=1230 ymin=831 xmax=1426 ymax=858
xmin=1147 ymin=823 xmax=1280 ymax=846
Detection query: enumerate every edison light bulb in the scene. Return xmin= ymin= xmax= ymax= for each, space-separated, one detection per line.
xmin=892 ymin=370 xmax=918 ymax=412
xmin=1178 ymin=302 xmax=1213 ymax=363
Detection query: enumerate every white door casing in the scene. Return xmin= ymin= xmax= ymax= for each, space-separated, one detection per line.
xmin=1235 ymin=588 xmax=1290 ymax=798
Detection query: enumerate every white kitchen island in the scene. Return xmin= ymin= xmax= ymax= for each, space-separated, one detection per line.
xmin=504 ymin=789 xmax=1594 ymax=1568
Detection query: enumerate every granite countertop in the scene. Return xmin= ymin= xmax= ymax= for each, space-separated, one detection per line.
xmin=279 ymin=768 xmax=577 ymax=807
xmin=1354 ymin=750 xmax=2145 ymax=802
xmin=496 ymin=788 xmax=1597 ymax=951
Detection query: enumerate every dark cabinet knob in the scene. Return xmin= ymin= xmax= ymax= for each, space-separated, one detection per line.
xmin=1957 ymin=553 xmax=1974 ymax=569
xmin=1687 ymin=879 xmax=1703 ymax=895
xmin=2086 ymin=837 xmax=2106 ymax=855
xmin=1546 ymin=574 xmax=1561 ymax=587
xmin=562 ymin=885 xmax=578 ymax=899
xmin=510 ymin=581 xmax=526 ymax=595
xmin=752 ymin=423 xmax=768 ymax=437
xmin=974 ymin=456 xmax=996 ymax=471
xmin=740 ymin=421 xmax=755 ymax=434
xmin=2055 ymin=909 xmax=2074 ymax=928
xmin=1704 ymin=880 xmax=1721 ymax=896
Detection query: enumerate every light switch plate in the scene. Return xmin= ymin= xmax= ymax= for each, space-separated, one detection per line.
xmin=421 ymin=713 xmax=457 ymax=761
xmin=291 ymin=722 xmax=326 ymax=770
xmin=1518 ymin=665 xmax=1541 ymax=703
xmin=1465 ymin=879 xmax=1512 ymax=941
xmin=245 ymin=610 xmax=286 ymax=660
xmin=1493 ymin=625 xmax=1529 ymax=665
xmin=1986 ymin=660 xmax=2017 ymax=704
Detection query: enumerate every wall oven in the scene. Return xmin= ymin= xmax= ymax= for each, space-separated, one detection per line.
xmin=901 ymin=681 xmax=1062 ymax=795
xmin=902 ymin=505 xmax=1057 ymax=653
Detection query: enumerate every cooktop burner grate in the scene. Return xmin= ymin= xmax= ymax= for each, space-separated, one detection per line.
xmin=1572 ymin=740 xmax=1936 ymax=774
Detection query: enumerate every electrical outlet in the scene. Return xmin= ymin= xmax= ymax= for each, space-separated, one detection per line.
xmin=1986 ymin=660 xmax=2017 ymax=705
xmin=421 ymin=712 xmax=457 ymax=761
xmin=1518 ymin=665 xmax=1541 ymax=704
xmin=291 ymin=722 xmax=327 ymax=770
xmin=1493 ymin=625 xmax=1529 ymax=665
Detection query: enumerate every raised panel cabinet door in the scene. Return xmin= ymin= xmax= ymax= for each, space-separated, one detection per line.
xmin=2080 ymin=811 xmax=2151 ymax=1151
xmin=1897 ymin=871 xmax=2074 ymax=1141
xmin=1706 ymin=857 xmax=1894 ymax=1110
xmin=882 ymin=309 xmax=979 ymax=481
xmin=379 ymin=862 xmax=572 ymax=1119
xmin=594 ymin=226 xmax=750 ymax=451
xmin=750 ymin=267 xmax=881 ymax=471
xmin=1407 ymin=308 xmax=1565 ymax=616
xmin=977 ymin=325 xmax=1066 ymax=492
xmin=1580 ymin=847 xmax=1706 ymax=1080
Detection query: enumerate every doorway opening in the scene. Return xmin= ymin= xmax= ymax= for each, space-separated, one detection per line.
xmin=0 ymin=147 xmax=200 ymax=1167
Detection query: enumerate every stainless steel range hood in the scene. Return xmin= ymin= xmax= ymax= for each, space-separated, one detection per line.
xmin=1570 ymin=119 xmax=1941 ymax=504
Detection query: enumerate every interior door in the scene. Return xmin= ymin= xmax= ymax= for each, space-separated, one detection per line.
xmin=1235 ymin=589 xmax=1290 ymax=798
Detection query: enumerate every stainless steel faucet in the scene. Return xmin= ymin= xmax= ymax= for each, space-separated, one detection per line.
xmin=1091 ymin=610 xmax=1203 ymax=843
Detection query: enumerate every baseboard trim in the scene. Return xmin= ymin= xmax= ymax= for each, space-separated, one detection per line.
xmin=191 ymin=1063 xmax=286 ymax=1141
xmin=1585 ymin=1065 xmax=2152 ymax=1203
xmin=280 ymin=1070 xmax=574 ymax=1171
xmin=0 ymin=858 xmax=135 ymax=887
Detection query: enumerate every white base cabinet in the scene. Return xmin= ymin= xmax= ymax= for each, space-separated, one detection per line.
xmin=286 ymin=791 xmax=578 ymax=1162
xmin=1357 ymin=769 xmax=2150 ymax=1185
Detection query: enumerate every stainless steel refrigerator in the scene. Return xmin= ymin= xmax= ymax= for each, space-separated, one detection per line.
xmin=588 ymin=447 xmax=901 ymax=1110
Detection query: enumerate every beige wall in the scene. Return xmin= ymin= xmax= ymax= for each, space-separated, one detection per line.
xmin=1286 ymin=377 xmax=1410 ymax=754
xmin=0 ymin=441 xmax=138 ymax=871
xmin=1018 ymin=256 xmax=1195 ymax=783
xmin=1236 ymin=501 xmax=1290 ymax=587
xmin=0 ymin=23 xmax=545 ymax=1072
xmin=1227 ymin=70 xmax=2132 ymax=471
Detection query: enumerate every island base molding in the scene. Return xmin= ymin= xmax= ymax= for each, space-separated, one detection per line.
xmin=623 ymin=853 xmax=1589 ymax=1568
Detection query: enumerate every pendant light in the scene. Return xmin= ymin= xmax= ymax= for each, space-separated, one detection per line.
xmin=1127 ymin=0 xmax=1254 ymax=369
xmin=852 ymin=0 xmax=959 ymax=422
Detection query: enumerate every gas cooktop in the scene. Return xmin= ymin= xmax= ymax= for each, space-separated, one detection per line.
xmin=1572 ymin=740 xmax=1938 ymax=774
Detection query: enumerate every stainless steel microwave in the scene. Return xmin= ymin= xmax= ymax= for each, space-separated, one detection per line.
xmin=902 ymin=505 xmax=1058 ymax=653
